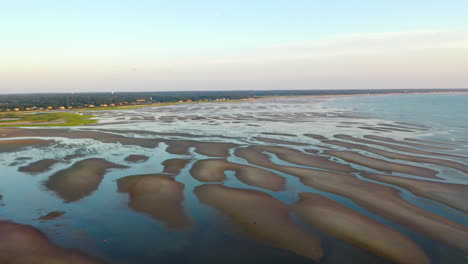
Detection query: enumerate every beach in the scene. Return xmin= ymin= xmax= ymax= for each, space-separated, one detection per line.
xmin=0 ymin=93 xmax=467 ymax=263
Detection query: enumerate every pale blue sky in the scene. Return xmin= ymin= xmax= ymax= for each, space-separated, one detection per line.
xmin=1 ymin=1 xmax=468 ymax=93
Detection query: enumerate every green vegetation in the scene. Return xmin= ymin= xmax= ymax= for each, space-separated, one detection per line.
xmin=2 ymin=89 xmax=468 ymax=111
xmin=0 ymin=112 xmax=97 ymax=127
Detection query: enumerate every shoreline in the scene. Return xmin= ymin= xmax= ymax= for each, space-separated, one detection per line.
xmin=1 ymin=90 xmax=467 ymax=127
xmin=1 ymin=89 xmax=467 ymax=113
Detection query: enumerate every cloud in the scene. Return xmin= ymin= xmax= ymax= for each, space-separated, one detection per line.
xmin=1 ymin=29 xmax=468 ymax=92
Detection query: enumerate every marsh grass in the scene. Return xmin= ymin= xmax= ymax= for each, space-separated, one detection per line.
xmin=0 ymin=112 xmax=97 ymax=127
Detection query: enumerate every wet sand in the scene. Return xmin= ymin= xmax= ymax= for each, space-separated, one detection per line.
xmin=190 ymin=159 xmax=285 ymax=191
xmin=303 ymin=134 xmax=328 ymax=140
xmin=63 ymin=153 xmax=86 ymax=161
xmin=0 ymin=128 xmax=159 ymax=148
xmin=323 ymin=150 xmax=439 ymax=178
xmin=45 ymin=159 xmax=127 ymax=203
xmin=364 ymin=135 xmax=455 ymax=150
xmin=404 ymin=137 xmax=458 ymax=147
xmin=0 ymin=96 xmax=467 ymax=263
xmin=322 ymin=139 xmax=468 ymax=174
xmin=0 ymin=220 xmax=103 ymax=263
xmin=334 ymin=134 xmax=467 ymax=159
xmin=251 ymin=145 xmax=355 ymax=173
xmin=293 ymin=193 xmax=430 ymax=264
xmin=260 ymin=132 xmax=296 ymax=137
xmin=18 ymin=159 xmax=60 ymax=175
xmin=363 ymin=173 xmax=468 ymax=213
xmin=165 ymin=140 xmax=237 ymax=157
xmin=37 ymin=211 xmax=66 ymax=221
xmin=253 ymin=136 xmax=308 ymax=146
xmin=162 ymin=158 xmax=191 ymax=175
xmin=124 ymin=155 xmax=149 ymax=163
xmin=235 ymin=146 xmax=468 ymax=252
xmin=194 ymin=184 xmax=323 ymax=261
xmin=117 ymin=174 xmax=191 ymax=229
xmin=0 ymin=139 xmax=54 ymax=153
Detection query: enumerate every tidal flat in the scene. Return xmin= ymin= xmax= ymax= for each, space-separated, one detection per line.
xmin=0 ymin=93 xmax=467 ymax=263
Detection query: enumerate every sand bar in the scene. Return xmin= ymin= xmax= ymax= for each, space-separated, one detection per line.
xmin=45 ymin=158 xmax=127 ymax=202
xmin=293 ymin=193 xmax=429 ymax=264
xmin=323 ymin=150 xmax=439 ymax=178
xmin=322 ymin=139 xmax=468 ymax=175
xmin=194 ymin=184 xmax=323 ymax=261
xmin=117 ymin=174 xmax=191 ymax=229
xmin=190 ymin=159 xmax=285 ymax=191
xmin=162 ymin=158 xmax=191 ymax=175
xmin=235 ymin=146 xmax=468 ymax=251
xmin=0 ymin=220 xmax=103 ymax=263
xmin=363 ymin=173 xmax=468 ymax=213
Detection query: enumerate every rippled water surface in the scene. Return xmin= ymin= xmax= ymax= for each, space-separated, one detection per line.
xmin=0 ymin=94 xmax=467 ymax=264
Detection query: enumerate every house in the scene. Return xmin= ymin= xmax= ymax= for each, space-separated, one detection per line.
xmin=89 ymin=105 xmax=95 ymax=108
xmin=59 ymin=106 xmax=65 ymax=110
xmin=14 ymin=108 xmax=20 ymax=111
xmin=25 ymin=108 xmax=31 ymax=111
xmin=179 ymin=100 xmax=184 ymax=103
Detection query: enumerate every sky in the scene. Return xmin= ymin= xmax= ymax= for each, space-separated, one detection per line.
xmin=1 ymin=0 xmax=468 ymax=93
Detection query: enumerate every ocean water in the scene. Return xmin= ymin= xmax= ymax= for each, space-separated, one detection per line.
xmin=327 ymin=92 xmax=468 ymax=140
xmin=0 ymin=93 xmax=467 ymax=264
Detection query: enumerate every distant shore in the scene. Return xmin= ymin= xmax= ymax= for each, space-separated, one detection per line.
xmin=0 ymin=89 xmax=468 ymax=115
xmin=1 ymin=89 xmax=467 ymax=113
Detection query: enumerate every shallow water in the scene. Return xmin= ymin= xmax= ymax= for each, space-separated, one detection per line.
xmin=0 ymin=94 xmax=467 ymax=263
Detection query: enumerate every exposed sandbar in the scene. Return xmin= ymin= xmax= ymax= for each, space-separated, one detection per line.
xmin=18 ymin=159 xmax=60 ymax=175
xmin=0 ymin=128 xmax=159 ymax=148
xmin=323 ymin=150 xmax=439 ymax=178
xmin=322 ymin=139 xmax=468 ymax=175
xmin=0 ymin=139 xmax=54 ymax=153
xmin=37 ymin=211 xmax=66 ymax=221
xmin=363 ymin=173 xmax=468 ymax=213
xmin=117 ymin=174 xmax=191 ymax=229
xmin=334 ymin=134 xmax=467 ymax=159
xmin=378 ymin=123 xmax=428 ymax=131
xmin=194 ymin=184 xmax=323 ymax=261
xmin=394 ymin=122 xmax=430 ymax=129
xmin=124 ymin=155 xmax=149 ymax=163
xmin=162 ymin=158 xmax=190 ymax=175
xmin=165 ymin=140 xmax=237 ymax=157
xmin=303 ymin=134 xmax=328 ymax=140
xmin=190 ymin=159 xmax=285 ymax=191
xmin=253 ymin=136 xmax=308 ymax=146
xmin=235 ymin=147 xmax=468 ymax=251
xmin=63 ymin=153 xmax=86 ymax=161
xmin=404 ymin=137 xmax=458 ymax=147
xmin=45 ymin=158 xmax=127 ymax=203
xmin=293 ymin=193 xmax=429 ymax=264
xmin=0 ymin=220 xmax=103 ymax=263
xmin=251 ymin=145 xmax=355 ymax=173
xmin=364 ymin=135 xmax=454 ymax=150
xmin=358 ymin=126 xmax=393 ymax=132
xmin=261 ymin=132 xmax=296 ymax=137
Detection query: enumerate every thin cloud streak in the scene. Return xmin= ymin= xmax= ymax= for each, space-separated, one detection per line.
xmin=1 ymin=30 xmax=467 ymax=93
